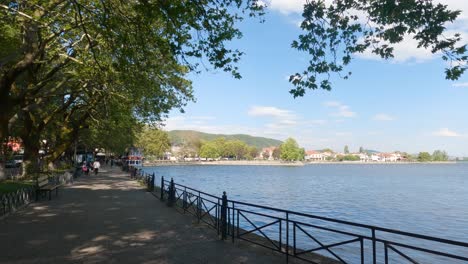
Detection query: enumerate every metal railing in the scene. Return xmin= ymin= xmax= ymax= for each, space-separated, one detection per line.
xmin=133 ymin=169 xmax=468 ymax=264
xmin=0 ymin=186 xmax=35 ymax=218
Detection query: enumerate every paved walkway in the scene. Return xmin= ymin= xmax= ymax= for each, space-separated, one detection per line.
xmin=0 ymin=167 xmax=302 ymax=264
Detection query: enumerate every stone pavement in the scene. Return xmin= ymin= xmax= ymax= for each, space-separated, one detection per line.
xmin=0 ymin=167 xmax=300 ymax=264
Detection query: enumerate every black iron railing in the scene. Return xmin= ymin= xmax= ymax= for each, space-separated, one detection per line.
xmin=134 ymin=170 xmax=468 ymax=264
xmin=0 ymin=186 xmax=35 ymax=218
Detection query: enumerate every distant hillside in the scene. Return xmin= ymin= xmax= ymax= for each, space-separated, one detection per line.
xmin=168 ymin=130 xmax=282 ymax=149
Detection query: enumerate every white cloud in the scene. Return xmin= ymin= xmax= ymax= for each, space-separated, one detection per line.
xmin=335 ymin=132 xmax=352 ymax=137
xmin=308 ymin=119 xmax=327 ymax=125
xmin=373 ymin=114 xmax=395 ymax=121
xmin=357 ymin=34 xmax=436 ymax=63
xmin=453 ymin=82 xmax=468 ymax=87
xmin=266 ymin=0 xmax=305 ymax=14
xmin=255 ymin=0 xmax=267 ymax=8
xmin=323 ymin=101 xmax=341 ymax=107
xmin=164 ymin=116 xmax=268 ymax=138
xmin=248 ymin=106 xmax=296 ymax=119
xmin=433 ymin=128 xmax=461 ymax=137
xmin=248 ymin=106 xmax=303 ymax=138
xmin=324 ymin=101 xmax=356 ymax=118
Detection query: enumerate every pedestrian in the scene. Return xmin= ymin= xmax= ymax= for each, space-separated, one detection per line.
xmin=82 ymin=162 xmax=89 ymax=175
xmin=93 ymin=160 xmax=101 ymax=175
xmin=110 ymin=159 xmax=114 ymax=167
xmin=87 ymin=160 xmax=93 ymax=174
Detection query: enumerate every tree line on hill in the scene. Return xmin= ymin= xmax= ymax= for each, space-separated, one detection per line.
xmin=135 ymin=128 xmax=307 ymax=162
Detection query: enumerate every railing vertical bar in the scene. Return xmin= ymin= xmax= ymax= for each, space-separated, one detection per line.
xmin=160 ymin=176 xmax=164 ymax=200
xmin=232 ymin=202 xmax=235 ymax=243
xmin=226 ymin=207 xmax=229 ymax=236
xmin=372 ymin=228 xmax=377 ymax=264
xmin=286 ymin=212 xmax=289 ymax=264
xmin=183 ymin=187 xmax=187 ymax=213
xmin=360 ymin=237 xmax=364 ymax=264
xmin=237 ymin=209 xmax=240 ymax=238
xmin=217 ymin=198 xmax=220 ymax=235
xmin=221 ymin=192 xmax=227 ymax=239
xmin=279 ymin=219 xmax=282 ymax=253
xmin=197 ymin=191 xmax=201 ymax=223
xmin=293 ymin=222 xmax=296 ymax=256
xmin=384 ymin=242 xmax=389 ymax=264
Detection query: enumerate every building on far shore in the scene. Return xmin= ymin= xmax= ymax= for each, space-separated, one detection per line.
xmin=305 ymin=150 xmax=325 ymax=161
xmin=259 ymin=146 xmax=277 ymax=160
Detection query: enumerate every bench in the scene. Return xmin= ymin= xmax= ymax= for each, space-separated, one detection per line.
xmin=36 ymin=175 xmax=61 ymax=201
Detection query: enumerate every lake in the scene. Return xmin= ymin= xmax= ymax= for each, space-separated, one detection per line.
xmin=143 ymin=163 xmax=468 ymax=263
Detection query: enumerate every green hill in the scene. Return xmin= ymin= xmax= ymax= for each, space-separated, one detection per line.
xmin=168 ymin=130 xmax=282 ymax=149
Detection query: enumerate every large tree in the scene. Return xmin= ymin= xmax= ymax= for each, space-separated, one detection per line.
xmin=418 ymin=152 xmax=432 ymax=162
xmin=432 ymin=150 xmax=449 ymax=161
xmin=136 ymin=128 xmax=171 ymax=159
xmin=0 ymin=0 xmax=264 ymax=177
xmin=280 ymin=138 xmax=305 ymax=161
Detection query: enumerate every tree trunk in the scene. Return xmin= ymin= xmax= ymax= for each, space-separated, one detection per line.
xmin=48 ymin=161 xmax=56 ymax=170
xmin=22 ymin=141 xmax=40 ymax=177
xmin=20 ymin=115 xmax=41 ymax=177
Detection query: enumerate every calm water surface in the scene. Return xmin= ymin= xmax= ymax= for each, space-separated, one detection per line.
xmin=143 ymin=163 xmax=468 ymax=262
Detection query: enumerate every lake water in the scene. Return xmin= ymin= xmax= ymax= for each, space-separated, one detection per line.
xmin=143 ymin=163 xmax=468 ymax=263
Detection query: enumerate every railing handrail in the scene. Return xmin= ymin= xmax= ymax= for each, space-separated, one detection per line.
xmin=164 ymin=179 xmax=221 ymax=200
xmin=229 ymin=198 xmax=468 ymax=247
xmin=159 ymin=174 xmax=468 ymax=248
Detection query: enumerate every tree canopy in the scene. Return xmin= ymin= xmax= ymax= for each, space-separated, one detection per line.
xmin=0 ymin=0 xmax=263 ymax=176
xmin=279 ymin=138 xmax=305 ymax=161
xmin=199 ymin=137 xmax=258 ymax=160
xmin=289 ymin=0 xmax=467 ymax=97
xmin=136 ymin=128 xmax=171 ymax=159
xmin=432 ymin=150 xmax=449 ymax=161
xmin=418 ymin=152 xmax=432 ymax=162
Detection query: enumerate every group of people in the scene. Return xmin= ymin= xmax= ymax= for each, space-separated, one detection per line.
xmin=82 ymin=160 xmax=101 ymax=175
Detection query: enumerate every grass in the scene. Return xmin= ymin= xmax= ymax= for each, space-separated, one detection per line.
xmin=0 ymin=181 xmax=34 ymax=194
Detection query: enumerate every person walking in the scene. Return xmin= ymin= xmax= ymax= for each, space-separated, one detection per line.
xmin=82 ymin=161 xmax=89 ymax=176
xmin=93 ymin=160 xmax=101 ymax=175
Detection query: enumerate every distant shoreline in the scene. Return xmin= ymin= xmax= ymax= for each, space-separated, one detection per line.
xmin=144 ymin=160 xmax=304 ymax=167
xmin=143 ymin=160 xmax=458 ymax=167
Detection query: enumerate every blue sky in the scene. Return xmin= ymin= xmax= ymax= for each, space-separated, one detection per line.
xmin=164 ymin=0 xmax=468 ymax=156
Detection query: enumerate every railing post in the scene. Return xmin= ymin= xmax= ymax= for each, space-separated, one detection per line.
xmin=361 ymin=237 xmax=365 ymax=264
xmin=286 ymin=212 xmax=289 ymax=263
xmin=151 ymin=173 xmax=155 ymax=192
xmin=146 ymin=174 xmax=151 ymax=191
xmin=221 ymin=191 xmax=228 ymax=240
xmin=197 ymin=193 xmax=201 ymax=223
xmin=167 ymin=178 xmax=175 ymax=207
xmin=231 ymin=202 xmax=235 ymax=243
xmin=160 ymin=176 xmax=164 ymax=201
xmin=372 ymin=228 xmax=377 ymax=264
xmin=183 ymin=187 xmax=187 ymax=212
xmin=384 ymin=242 xmax=388 ymax=264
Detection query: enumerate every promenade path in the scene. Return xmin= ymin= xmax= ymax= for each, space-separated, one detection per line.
xmin=0 ymin=167 xmax=308 ymax=264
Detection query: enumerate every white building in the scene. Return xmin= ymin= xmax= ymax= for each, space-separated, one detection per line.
xmin=305 ymin=150 xmax=324 ymax=161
